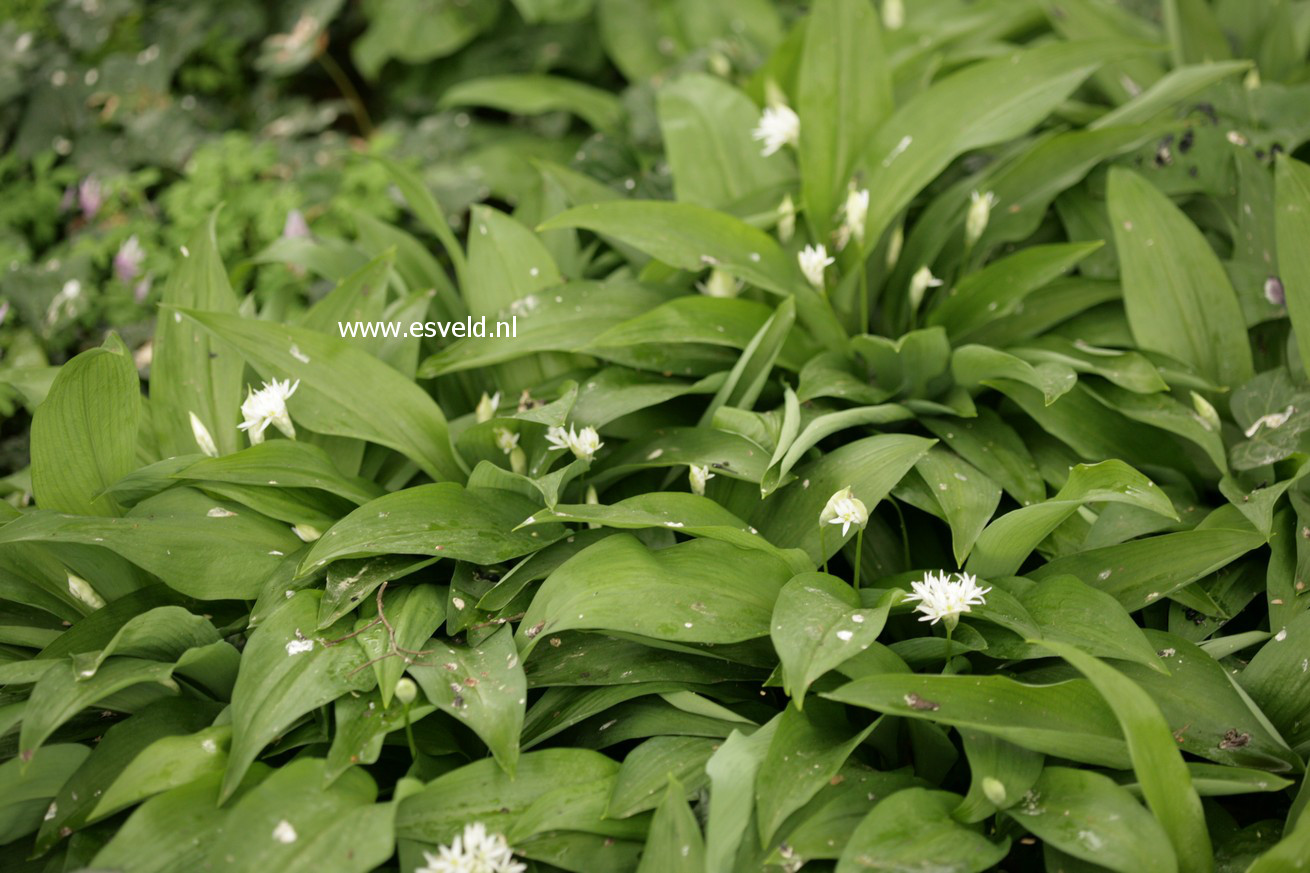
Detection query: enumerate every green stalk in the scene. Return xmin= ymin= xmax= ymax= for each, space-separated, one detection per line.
xmin=853 ymin=528 xmax=864 ymax=590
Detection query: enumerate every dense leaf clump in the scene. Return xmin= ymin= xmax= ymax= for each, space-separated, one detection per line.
xmin=4 ymin=1 xmax=1310 ymax=871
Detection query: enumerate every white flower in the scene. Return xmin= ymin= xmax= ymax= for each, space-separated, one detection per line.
xmin=1244 ymin=405 xmax=1296 ymax=438
xmin=836 ymin=186 xmax=870 ymax=250
xmin=966 ymin=190 xmax=998 ymax=247
xmin=545 ymin=424 xmax=604 ymax=461
xmin=777 ymin=193 xmax=797 ymax=243
xmin=689 ymin=464 xmax=714 ymax=496
xmin=882 ymin=0 xmax=905 ymax=30
xmin=885 ymin=223 xmax=904 ymax=270
xmin=272 ymin=820 xmax=297 ymax=844
xmin=493 ymin=427 xmax=519 ymax=455
xmin=798 ymin=244 xmax=834 ymax=292
xmin=189 ymin=411 xmax=220 ymax=457
xmin=821 ymin=486 xmax=868 ymax=537
xmin=476 ymin=391 xmax=500 ymax=423
xmin=417 ymin=822 xmax=525 ymax=873
xmin=237 ymin=378 xmax=299 ymax=445
xmin=908 ymin=265 xmax=944 ymax=312
xmin=752 ymin=104 xmax=800 ymax=157
xmin=698 ymin=269 xmax=742 ymax=298
xmin=905 ymin=570 xmax=991 ymax=625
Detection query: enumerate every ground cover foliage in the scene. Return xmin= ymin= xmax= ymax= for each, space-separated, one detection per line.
xmin=4 ymin=0 xmax=1310 ymax=871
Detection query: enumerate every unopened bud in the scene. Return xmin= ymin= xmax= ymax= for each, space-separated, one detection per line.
xmin=394 ymin=677 xmax=418 ymax=706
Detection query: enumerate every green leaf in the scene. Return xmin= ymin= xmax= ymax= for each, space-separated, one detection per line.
xmin=1239 ymin=607 xmax=1310 ymax=751
xmin=300 ymin=483 xmax=560 ymax=576
xmin=757 ymin=703 xmax=875 ymax=844
xmin=205 ymin=758 xmax=394 ymax=872
xmin=180 ymin=309 xmax=464 ymax=482
xmin=704 ymin=719 xmax=777 ymax=873
xmin=222 ymin=591 xmax=374 ymax=801
xmin=636 ymin=777 xmax=705 ymax=873
xmin=174 ymin=440 xmax=384 ymax=506
xmin=1037 ymin=640 xmax=1212 ymax=873
xmin=953 ymin=730 xmax=1044 ymax=823
xmin=1107 ymin=167 xmax=1253 ymax=388
xmin=752 ymin=434 xmax=935 ymax=563
xmin=440 ymin=74 xmax=624 ymax=131
xmin=771 ymin=572 xmax=900 ymax=705
xmin=90 ymin=724 xmax=230 ymax=820
xmin=1276 ymin=156 xmax=1310 ymax=380
xmin=608 ymin=736 xmax=717 ymax=819
xmin=516 ymin=534 xmax=793 ymax=658
xmin=657 ymin=73 xmax=793 ymax=209
xmin=836 ymin=788 xmax=1008 ymax=873
xmin=537 ymin=201 xmax=846 ymax=347
xmin=31 ymin=337 xmax=138 ymax=516
xmin=396 ymin=748 xmax=619 ymax=843
xmin=1019 ymin=576 xmax=1163 ymax=671
xmin=860 ymin=41 xmax=1129 ymax=248
xmin=0 ymin=744 xmax=89 ymax=845
xmin=150 ymin=212 xmax=244 ymax=458
xmin=1005 ymin=767 xmax=1177 ymax=873
xmin=823 ymin=673 xmax=1129 ymax=768
xmin=798 ymin=0 xmax=891 ymax=238
xmin=967 ymin=460 xmax=1175 ymax=578
xmin=407 ymin=625 xmax=526 ymax=775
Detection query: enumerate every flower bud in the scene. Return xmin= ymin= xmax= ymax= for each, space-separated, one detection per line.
xmin=882 ymin=0 xmax=905 ymax=30
xmin=908 ymin=265 xmax=944 ymax=313
xmin=476 ymin=391 xmax=500 ymax=423
xmin=965 ymin=190 xmax=997 ymax=248
xmin=1190 ymin=391 xmax=1220 ymax=432
xmin=394 ymin=677 xmax=418 ymax=706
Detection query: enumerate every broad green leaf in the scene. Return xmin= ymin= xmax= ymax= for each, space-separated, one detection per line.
xmin=90 ymin=724 xmax=230 ymax=820
xmin=860 ymin=41 xmax=1128 ymax=248
xmin=704 ymin=719 xmax=777 ymax=873
xmin=771 ymin=573 xmax=901 ymax=705
xmin=352 ymin=582 xmax=445 ymax=705
xmin=222 ymin=591 xmax=374 ymax=801
xmin=0 ymin=743 xmax=90 ymax=845
xmin=657 ymin=73 xmax=793 ymax=210
xmin=173 ymin=441 xmax=384 ymax=506
xmin=523 ymin=631 xmax=762 ymax=688
xmin=151 ymin=213 xmax=244 ymax=457
xmin=325 ymin=691 xmax=438 ymax=784
xmin=407 ymin=625 xmax=526 ymax=775
xmin=19 ymin=658 xmax=180 ymax=760
xmin=798 ymin=0 xmax=892 ymax=238
xmin=699 ymin=297 xmax=796 ymax=427
xmin=70 ymin=605 xmax=220 ymax=679
xmin=823 ymin=673 xmax=1129 ymax=768
xmin=1005 ymin=767 xmax=1176 ymax=873
xmin=1108 ymin=167 xmax=1253 ymax=387
xmin=516 ymin=534 xmax=793 ymax=658
xmin=1240 ymin=607 xmax=1310 ymax=750
xmin=593 ymin=427 xmax=770 ymax=487
xmin=928 ymin=242 xmax=1104 ymax=341
xmin=608 ymin=736 xmax=717 ymax=819
xmin=0 ymin=487 xmax=301 ymax=600
xmin=762 ymin=403 xmax=915 ymax=496
xmin=538 ymin=201 xmax=846 ymax=347
xmin=181 ymin=310 xmax=464 ymax=482
xmin=836 ymin=788 xmax=1008 ymax=873
xmin=752 ymin=434 xmax=935 ymax=563
xmin=1029 ymin=506 xmax=1265 ymax=610
xmin=373 ymin=155 xmax=467 ymax=286
xmin=396 ymin=748 xmax=619 ymax=843
xmin=953 ymin=345 xmax=1077 ymax=406
xmin=967 ymin=460 xmax=1175 ymax=578
xmin=1038 ymin=641 xmax=1212 ymax=873
xmin=1018 ymin=576 xmax=1162 ymax=671
xmin=1276 ymin=156 xmax=1310 ymax=380
xmin=31 ymin=337 xmax=138 ymax=516
xmin=635 ymin=777 xmax=705 ymax=873
xmin=299 ymin=483 xmax=561 ymax=576
xmin=206 ymin=758 xmax=393 ymax=872
xmin=519 ymin=492 xmax=809 ymax=572
xmin=441 ymin=74 xmax=623 ymax=131
xmin=757 ymin=703 xmax=875 ymax=844
xmin=911 ymin=448 xmax=1002 ymax=565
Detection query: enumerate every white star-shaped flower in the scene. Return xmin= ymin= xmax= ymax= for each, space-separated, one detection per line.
xmin=416 ymin=822 xmax=526 ymax=873
xmin=545 ymin=424 xmax=604 ymax=462
xmin=237 ymin=378 xmax=299 ymax=445
xmin=908 ymin=265 xmax=944 ymax=311
xmin=494 ymin=427 xmax=519 ymax=455
xmin=798 ymin=244 xmax=835 ymax=292
xmin=752 ymin=104 xmax=800 ymax=157
xmin=904 ymin=570 xmax=991 ymax=625
xmin=821 ymin=486 xmax=868 ymax=536
xmin=836 ymin=186 xmax=870 ymax=249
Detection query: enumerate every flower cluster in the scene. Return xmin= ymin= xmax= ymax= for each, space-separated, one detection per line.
xmin=904 ymin=571 xmax=991 ymax=626
xmin=416 ymin=822 xmax=525 ymax=873
xmin=821 ymin=487 xmax=868 ymax=536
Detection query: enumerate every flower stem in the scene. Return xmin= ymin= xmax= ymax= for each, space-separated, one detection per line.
xmin=943 ymin=624 xmax=954 ymax=674
xmin=820 ymin=524 xmax=829 ymax=575
xmin=853 ymin=528 xmax=864 ymax=590
xmin=402 ymin=700 xmax=418 ymax=758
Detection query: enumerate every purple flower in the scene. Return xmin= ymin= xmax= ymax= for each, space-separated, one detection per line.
xmin=1265 ymin=275 xmax=1286 ymax=306
xmin=78 ymin=177 xmax=102 ymax=219
xmin=282 ymin=209 xmax=311 ymax=240
xmin=133 ymin=275 xmax=153 ymax=304
xmin=114 ymin=235 xmax=144 ymax=283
